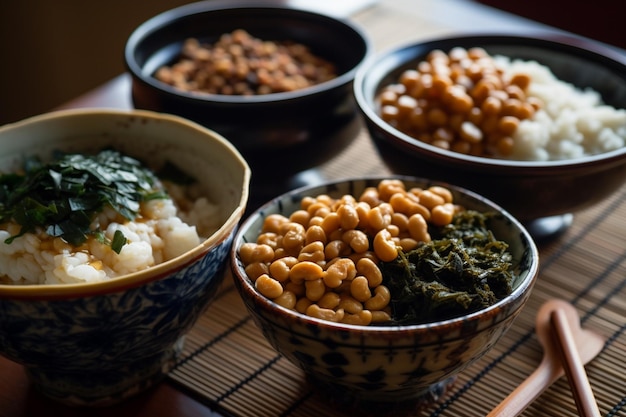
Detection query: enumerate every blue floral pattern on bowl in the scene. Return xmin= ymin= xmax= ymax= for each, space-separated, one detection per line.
xmin=0 ymin=232 xmax=232 ymax=406
xmin=230 ymin=176 xmax=539 ymax=415
xmin=0 ymin=108 xmax=251 ymax=406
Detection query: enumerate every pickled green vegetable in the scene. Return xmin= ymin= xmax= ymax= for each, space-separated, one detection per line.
xmin=380 ymin=210 xmax=513 ymax=325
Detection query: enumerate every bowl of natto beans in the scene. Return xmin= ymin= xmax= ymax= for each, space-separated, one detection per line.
xmin=125 ymin=0 xmax=371 ymax=180
xmin=354 ymin=33 xmax=626 ymax=239
xmin=229 ymin=176 xmax=538 ymax=415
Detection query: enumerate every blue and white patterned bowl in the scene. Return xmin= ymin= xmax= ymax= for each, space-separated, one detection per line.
xmin=0 ymin=109 xmax=250 ymax=406
xmin=229 ymin=176 xmax=538 ymax=415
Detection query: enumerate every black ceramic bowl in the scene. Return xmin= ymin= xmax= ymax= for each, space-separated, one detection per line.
xmin=125 ymin=0 xmax=371 ymax=181
xmin=354 ymin=33 xmax=626 ymax=238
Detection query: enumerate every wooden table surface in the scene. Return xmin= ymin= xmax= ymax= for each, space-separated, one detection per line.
xmin=1 ymin=1 xmax=620 ymax=417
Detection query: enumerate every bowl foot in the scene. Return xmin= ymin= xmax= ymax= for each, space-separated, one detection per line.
xmin=524 ymin=213 xmax=573 ymax=241
xmin=24 ymin=337 xmax=185 ymax=407
xmin=307 ymin=375 xmax=457 ymax=416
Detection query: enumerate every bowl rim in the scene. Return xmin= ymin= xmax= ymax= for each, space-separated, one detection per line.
xmin=124 ymin=0 xmax=372 ymax=105
xmin=0 ymin=108 xmax=251 ymax=299
xmin=230 ymin=175 xmax=540 ymax=335
xmin=353 ymin=31 xmax=626 ymax=171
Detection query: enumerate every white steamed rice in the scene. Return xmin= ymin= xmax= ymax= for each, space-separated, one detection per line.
xmin=495 ymin=56 xmax=626 ymax=161
xmin=0 ymin=182 xmax=221 ymax=285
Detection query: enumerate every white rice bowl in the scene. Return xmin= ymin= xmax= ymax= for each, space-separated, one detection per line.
xmin=495 ymin=56 xmax=626 ymax=161
xmin=0 ymin=109 xmax=251 ymax=407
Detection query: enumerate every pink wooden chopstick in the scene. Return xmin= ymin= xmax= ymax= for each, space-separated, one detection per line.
xmin=550 ymin=308 xmax=601 ymax=417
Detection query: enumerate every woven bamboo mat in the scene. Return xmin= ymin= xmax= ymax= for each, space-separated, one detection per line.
xmin=163 ymin=2 xmax=626 ymax=415
xmin=165 ymin=125 xmax=626 ymax=417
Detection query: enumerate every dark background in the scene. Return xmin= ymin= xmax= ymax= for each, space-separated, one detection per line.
xmin=0 ymin=1 xmax=191 ymax=126
xmin=475 ymin=0 xmax=624 ymax=50
xmin=1 ymin=0 xmax=623 ymax=126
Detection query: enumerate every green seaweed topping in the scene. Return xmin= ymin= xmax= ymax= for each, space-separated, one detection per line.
xmin=0 ymin=150 xmax=168 ymax=253
xmin=380 ymin=210 xmax=513 ymax=325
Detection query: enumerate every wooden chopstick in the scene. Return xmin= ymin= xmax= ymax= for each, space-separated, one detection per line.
xmin=550 ymin=308 xmax=601 ymax=417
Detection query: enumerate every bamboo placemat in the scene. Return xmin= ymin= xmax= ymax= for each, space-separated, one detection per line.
xmin=165 ymin=124 xmax=626 ymax=417
xmin=162 ymin=2 xmax=626 ymax=415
